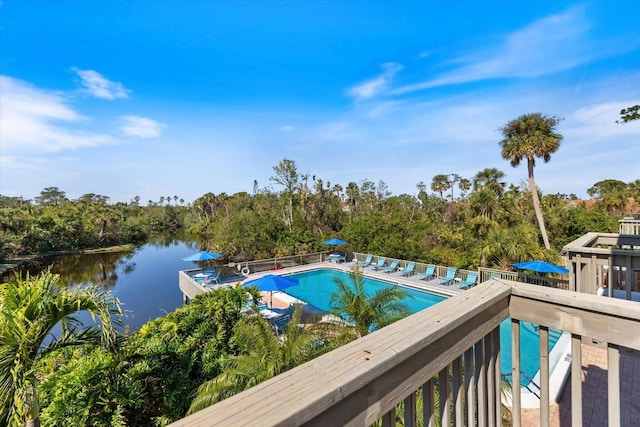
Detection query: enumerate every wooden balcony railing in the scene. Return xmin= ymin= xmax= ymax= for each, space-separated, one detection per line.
xmin=170 ymin=280 xmax=640 ymax=426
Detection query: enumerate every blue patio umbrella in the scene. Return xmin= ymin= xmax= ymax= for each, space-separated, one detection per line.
xmin=322 ymin=238 xmax=348 ymax=245
xmin=512 ymin=260 xmax=569 ymax=274
xmin=243 ymin=274 xmax=300 ymax=308
xmin=182 ymin=251 xmax=222 ymax=272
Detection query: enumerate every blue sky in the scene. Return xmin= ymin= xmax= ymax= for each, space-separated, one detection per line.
xmin=1 ymin=1 xmax=639 ymax=204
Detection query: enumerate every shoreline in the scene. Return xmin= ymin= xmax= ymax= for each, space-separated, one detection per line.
xmin=0 ymin=244 xmax=136 ymax=277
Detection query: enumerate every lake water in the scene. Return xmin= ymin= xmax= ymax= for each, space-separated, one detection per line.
xmin=1 ymin=237 xmax=202 ymax=332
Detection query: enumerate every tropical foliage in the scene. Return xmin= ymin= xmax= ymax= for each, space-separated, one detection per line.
xmin=330 ymin=267 xmax=411 ymax=337
xmin=187 ymin=304 xmax=331 ymax=414
xmin=35 ymin=285 xmax=259 ymax=426
xmin=0 ymin=271 xmax=122 ymax=426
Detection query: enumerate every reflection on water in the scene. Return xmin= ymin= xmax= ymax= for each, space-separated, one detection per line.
xmin=2 ymin=236 xmax=202 ymax=332
xmin=46 ymin=251 xmax=137 ymax=288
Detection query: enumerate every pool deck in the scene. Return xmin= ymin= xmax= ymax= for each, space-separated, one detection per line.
xmin=234 ymin=260 xmax=464 ymax=298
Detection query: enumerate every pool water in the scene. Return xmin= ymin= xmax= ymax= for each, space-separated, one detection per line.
xmin=284 ymin=268 xmax=562 ymax=387
xmin=284 ymin=269 xmax=447 ymax=312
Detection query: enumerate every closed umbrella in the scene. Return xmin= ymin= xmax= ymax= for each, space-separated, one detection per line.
xmin=243 ymin=274 xmax=300 ymax=308
xmin=512 ymin=260 xmax=569 ymax=274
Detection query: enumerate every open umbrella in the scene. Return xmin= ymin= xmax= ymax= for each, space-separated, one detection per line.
xmin=512 ymin=260 xmax=569 ymax=274
xmin=322 ymin=238 xmax=348 ymax=245
xmin=243 ymin=274 xmax=300 ymax=308
xmin=182 ymin=251 xmax=222 ymax=272
xmin=322 ymin=238 xmax=348 ymax=262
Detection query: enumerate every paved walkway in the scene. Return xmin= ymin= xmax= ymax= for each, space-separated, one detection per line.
xmin=521 ymin=344 xmax=640 ymax=426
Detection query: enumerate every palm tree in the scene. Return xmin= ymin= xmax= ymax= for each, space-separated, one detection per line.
xmin=458 ymin=178 xmax=472 ymax=199
xmin=0 ymin=271 xmax=122 ymax=426
xmin=330 ymin=267 xmax=411 ymax=337
xmin=431 ymin=174 xmax=451 ymax=200
xmin=480 ymin=224 xmax=548 ymax=268
xmin=473 ymin=167 xmax=506 ymax=197
xmin=187 ymin=305 xmax=322 ymax=414
xmin=499 ymin=113 xmax=563 ymax=249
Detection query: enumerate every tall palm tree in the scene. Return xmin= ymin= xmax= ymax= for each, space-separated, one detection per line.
xmin=330 ymin=267 xmax=411 ymax=337
xmin=431 ymin=174 xmax=451 ymax=200
xmin=0 ymin=271 xmax=122 ymax=427
xmin=499 ymin=113 xmax=563 ymax=249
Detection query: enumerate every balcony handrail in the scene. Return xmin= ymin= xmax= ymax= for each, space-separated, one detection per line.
xmin=508 ymin=281 xmax=640 ymax=348
xmin=174 ymin=261 xmax=640 ymax=427
xmin=170 ymin=281 xmax=512 ymax=426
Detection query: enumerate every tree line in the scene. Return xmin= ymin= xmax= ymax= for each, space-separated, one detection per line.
xmin=0 ymin=188 xmax=186 ymax=259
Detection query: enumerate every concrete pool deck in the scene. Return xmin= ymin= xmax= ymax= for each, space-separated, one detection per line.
xmin=241 ymin=260 xmax=464 ymax=299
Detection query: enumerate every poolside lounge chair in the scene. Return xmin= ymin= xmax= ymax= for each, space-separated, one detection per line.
xmin=458 ymin=272 xmax=478 ymax=289
xmin=489 ymin=273 xmax=501 ymax=280
xmin=357 ymin=254 xmax=373 ymax=268
xmin=381 ymin=259 xmax=400 ymax=273
xmin=207 ymin=270 xmax=221 ymax=285
xmin=400 ymin=262 xmax=416 ymax=277
xmin=420 ymin=264 xmax=436 ymax=280
xmin=273 ymin=314 xmax=291 ymax=335
xmin=272 ymin=304 xmax=295 ymax=334
xmin=372 ymin=257 xmax=387 ymax=271
xmin=438 ymin=267 xmax=457 ymax=286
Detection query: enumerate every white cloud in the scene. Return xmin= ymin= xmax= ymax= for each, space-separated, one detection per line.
xmin=279 ymin=125 xmax=296 ymax=132
xmin=347 ymin=62 xmax=403 ymax=100
xmin=563 ymin=100 xmax=640 ymax=147
xmin=120 ymin=115 xmax=166 ymax=138
xmin=72 ymin=68 xmax=130 ymax=100
xmin=0 ymin=75 xmax=113 ymax=154
xmin=393 ymin=7 xmax=598 ymax=94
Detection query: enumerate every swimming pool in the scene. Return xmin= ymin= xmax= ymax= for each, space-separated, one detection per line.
xmin=283 ymin=268 xmax=564 ymax=388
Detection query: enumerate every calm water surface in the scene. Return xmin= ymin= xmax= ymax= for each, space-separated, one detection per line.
xmin=3 ymin=237 xmax=203 ymax=332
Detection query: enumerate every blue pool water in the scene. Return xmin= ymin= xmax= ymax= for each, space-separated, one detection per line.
xmin=283 ymin=268 xmax=562 ymax=387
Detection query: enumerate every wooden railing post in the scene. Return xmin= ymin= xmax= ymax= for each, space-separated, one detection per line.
xmin=439 ymin=367 xmax=450 ymax=427
xmin=511 ymin=319 xmax=521 ymax=427
xmin=404 ymin=392 xmax=417 ymax=427
xmin=607 ymin=344 xmax=620 ymax=427
xmin=571 ymin=334 xmax=582 ymax=427
xmin=493 ymin=327 xmax=502 ymax=427
xmin=423 ymin=378 xmax=435 ymax=427
xmin=476 ymin=338 xmax=487 ymax=427
xmin=487 ymin=332 xmax=496 ymax=425
xmin=539 ymin=326 xmax=550 ymax=427
xmin=464 ymin=349 xmax=475 ymax=426
xmin=452 ymin=356 xmax=463 ymax=425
